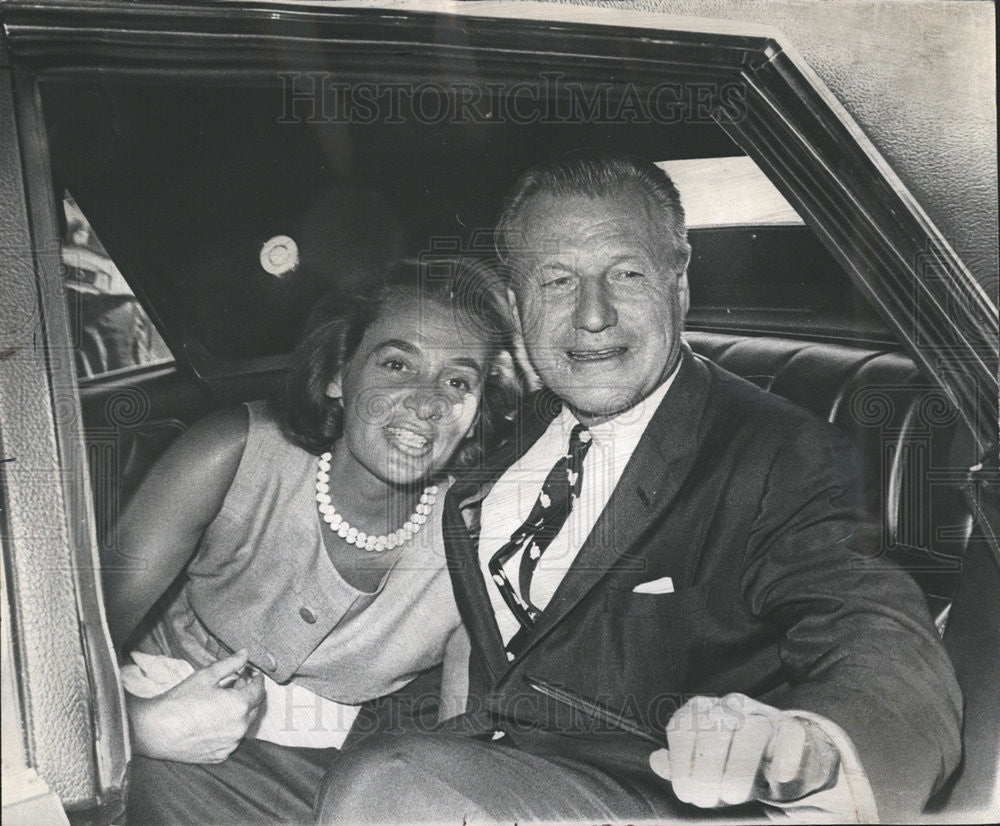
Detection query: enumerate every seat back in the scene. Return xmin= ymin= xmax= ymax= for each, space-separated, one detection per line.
xmin=685 ymin=331 xmax=976 ymax=620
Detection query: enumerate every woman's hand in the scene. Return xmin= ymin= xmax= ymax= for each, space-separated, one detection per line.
xmin=127 ymin=650 xmax=265 ymax=764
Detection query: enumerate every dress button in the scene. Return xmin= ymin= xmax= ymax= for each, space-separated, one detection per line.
xmin=299 ymin=606 xmax=317 ymax=624
xmin=261 ymin=651 xmax=278 ymax=672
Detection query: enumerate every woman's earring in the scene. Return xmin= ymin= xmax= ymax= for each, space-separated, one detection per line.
xmin=325 ymin=375 xmax=343 ymax=400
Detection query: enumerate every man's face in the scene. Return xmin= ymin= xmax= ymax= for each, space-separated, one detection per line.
xmin=509 ymin=184 xmax=690 ymax=424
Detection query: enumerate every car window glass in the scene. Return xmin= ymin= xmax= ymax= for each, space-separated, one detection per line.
xmin=61 ymin=192 xmax=173 ymax=379
xmin=658 ymin=156 xmax=890 ymax=340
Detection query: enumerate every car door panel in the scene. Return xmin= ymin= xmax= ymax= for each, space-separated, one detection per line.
xmin=0 ymin=67 xmax=127 ymax=821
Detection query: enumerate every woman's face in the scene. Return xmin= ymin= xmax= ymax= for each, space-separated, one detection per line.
xmin=336 ymin=293 xmax=490 ymax=486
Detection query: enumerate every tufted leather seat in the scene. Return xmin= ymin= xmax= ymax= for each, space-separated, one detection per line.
xmin=685 ymin=331 xmax=975 ymax=622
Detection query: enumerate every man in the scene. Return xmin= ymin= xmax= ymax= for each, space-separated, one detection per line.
xmin=316 ymin=150 xmax=961 ymax=823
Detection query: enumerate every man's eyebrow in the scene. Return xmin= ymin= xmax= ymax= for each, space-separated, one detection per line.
xmin=538 ymin=253 xmax=648 ymax=272
xmin=372 ymin=339 xmax=420 ymax=355
xmin=603 ymin=252 xmax=649 ymax=266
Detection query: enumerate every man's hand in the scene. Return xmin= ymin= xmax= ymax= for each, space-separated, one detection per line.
xmin=128 ymin=650 xmax=265 ymax=764
xmin=649 ymin=694 xmax=841 ymax=809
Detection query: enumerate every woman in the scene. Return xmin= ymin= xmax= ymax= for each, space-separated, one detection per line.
xmin=103 ymin=258 xmax=518 ymax=823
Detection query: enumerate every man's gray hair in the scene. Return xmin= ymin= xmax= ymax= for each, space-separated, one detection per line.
xmin=494 ymin=148 xmax=691 ymax=271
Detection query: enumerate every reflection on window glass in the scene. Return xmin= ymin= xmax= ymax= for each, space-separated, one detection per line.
xmin=61 ymin=193 xmax=173 ymax=378
xmin=657 ymin=157 xmax=804 ymax=228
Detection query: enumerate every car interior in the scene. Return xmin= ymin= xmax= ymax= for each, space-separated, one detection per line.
xmin=2 ymin=3 xmax=996 ymax=822
xmin=42 ymin=71 xmax=994 ymax=816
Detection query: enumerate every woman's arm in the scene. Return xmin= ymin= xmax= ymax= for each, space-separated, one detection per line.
xmin=102 ymin=406 xmax=249 ymax=648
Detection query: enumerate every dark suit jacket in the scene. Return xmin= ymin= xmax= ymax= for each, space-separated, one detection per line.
xmin=442 ymin=346 xmax=961 ymax=820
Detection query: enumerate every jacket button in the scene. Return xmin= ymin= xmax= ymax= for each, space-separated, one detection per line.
xmin=299 ymin=606 xmax=317 ymax=624
xmin=261 ymin=652 xmax=277 ymax=672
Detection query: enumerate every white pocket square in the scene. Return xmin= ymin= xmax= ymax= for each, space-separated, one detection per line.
xmin=632 ymin=576 xmax=674 ymax=594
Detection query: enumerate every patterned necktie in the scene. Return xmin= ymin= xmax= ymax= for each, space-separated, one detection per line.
xmin=489 ymin=423 xmax=594 ymax=659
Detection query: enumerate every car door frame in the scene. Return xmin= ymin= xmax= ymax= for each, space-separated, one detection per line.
xmin=0 ymin=63 xmax=129 ymax=822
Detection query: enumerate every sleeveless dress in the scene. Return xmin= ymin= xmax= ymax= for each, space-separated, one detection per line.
xmin=132 ymin=400 xmax=468 ymax=746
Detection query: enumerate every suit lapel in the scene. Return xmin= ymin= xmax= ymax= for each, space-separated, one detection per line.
xmin=513 ymin=348 xmax=713 ymax=663
xmin=442 ymin=501 xmax=507 ymax=680
xmin=444 ymin=391 xmax=559 ymax=681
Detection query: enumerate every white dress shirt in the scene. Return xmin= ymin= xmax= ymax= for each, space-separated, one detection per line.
xmin=479 ymin=371 xmax=676 ymax=646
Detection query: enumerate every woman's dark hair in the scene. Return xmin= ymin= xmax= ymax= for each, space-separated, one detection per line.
xmin=274 ymin=257 xmax=520 ymax=468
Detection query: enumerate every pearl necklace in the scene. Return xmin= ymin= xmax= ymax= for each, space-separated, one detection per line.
xmin=315 ymin=452 xmax=438 ymax=553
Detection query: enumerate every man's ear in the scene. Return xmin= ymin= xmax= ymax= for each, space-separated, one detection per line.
xmin=676 ymin=242 xmax=692 ymax=318
xmin=505 ymin=286 xmax=523 ymax=338
xmin=324 ymin=373 xmax=343 ymax=400
xmin=505 ymin=286 xmax=543 ymax=392
xmin=678 ymin=270 xmax=690 ymax=318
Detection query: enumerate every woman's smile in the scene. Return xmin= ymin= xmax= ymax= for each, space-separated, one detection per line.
xmin=383 ymin=423 xmax=434 ymax=456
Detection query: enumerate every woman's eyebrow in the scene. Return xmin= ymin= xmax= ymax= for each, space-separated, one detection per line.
xmin=448 ymin=357 xmax=485 ymax=373
xmin=373 ymin=342 xmax=482 ymax=373
xmin=372 ymin=339 xmax=420 ymax=355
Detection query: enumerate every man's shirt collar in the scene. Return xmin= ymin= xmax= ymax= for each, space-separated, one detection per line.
xmin=550 ymin=356 xmax=682 ymax=449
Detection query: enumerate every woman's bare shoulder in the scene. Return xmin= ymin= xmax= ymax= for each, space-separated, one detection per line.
xmin=151 ymin=405 xmax=250 ymax=490
xmin=182 ymin=406 xmax=249 ymax=454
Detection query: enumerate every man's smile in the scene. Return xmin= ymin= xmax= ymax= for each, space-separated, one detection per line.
xmin=567 ymin=346 xmax=628 ymax=362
